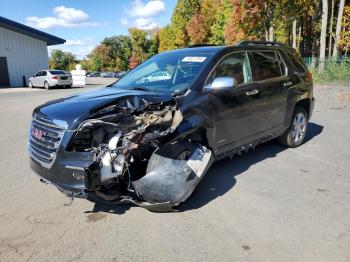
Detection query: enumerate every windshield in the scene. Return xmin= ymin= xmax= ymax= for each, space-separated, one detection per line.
xmin=113 ymin=51 xmax=213 ymax=93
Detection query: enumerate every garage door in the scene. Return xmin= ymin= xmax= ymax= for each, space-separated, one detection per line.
xmin=0 ymin=57 xmax=10 ymax=87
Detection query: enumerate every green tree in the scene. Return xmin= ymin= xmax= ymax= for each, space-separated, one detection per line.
xmin=129 ymin=28 xmax=149 ymax=63
xmin=170 ymin=0 xmax=200 ymax=47
xmin=101 ymin=35 xmax=132 ymax=71
xmin=210 ymin=0 xmax=233 ymax=44
xmin=158 ymin=25 xmax=176 ymax=52
xmin=49 ymin=49 xmax=77 ymax=71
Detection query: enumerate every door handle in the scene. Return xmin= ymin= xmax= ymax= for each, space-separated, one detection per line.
xmin=246 ymin=89 xmax=259 ymax=96
xmin=283 ymin=81 xmax=293 ymax=87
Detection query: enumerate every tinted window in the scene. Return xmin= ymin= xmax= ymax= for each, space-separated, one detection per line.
xmin=287 ymin=50 xmax=307 ymax=73
xmin=210 ymin=52 xmax=251 ymax=85
xmin=50 ymin=70 xmax=66 ymax=75
xmin=42 ymin=71 xmax=47 ymax=76
xmin=252 ymin=51 xmax=282 ymax=81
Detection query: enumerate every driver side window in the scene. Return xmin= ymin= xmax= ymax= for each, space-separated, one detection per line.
xmin=210 ymin=52 xmax=251 ymax=85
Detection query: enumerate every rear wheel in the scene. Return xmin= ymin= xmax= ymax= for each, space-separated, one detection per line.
xmin=44 ymin=81 xmax=51 ymax=90
xmin=278 ymin=107 xmax=308 ymax=148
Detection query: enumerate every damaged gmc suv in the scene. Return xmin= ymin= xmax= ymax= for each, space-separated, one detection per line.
xmin=29 ymin=41 xmax=315 ymax=211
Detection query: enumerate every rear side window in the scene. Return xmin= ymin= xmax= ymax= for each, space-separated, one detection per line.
xmin=287 ymin=50 xmax=307 ymax=73
xmin=42 ymin=71 xmax=47 ymax=76
xmin=251 ymin=51 xmax=282 ymax=81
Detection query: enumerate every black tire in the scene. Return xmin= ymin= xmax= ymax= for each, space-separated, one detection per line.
xmin=44 ymin=81 xmax=51 ymax=90
xmin=278 ymin=106 xmax=308 ymax=148
xmin=67 ymin=85 xmax=72 ymax=88
xmin=156 ymin=142 xmax=191 ymax=160
xmin=146 ymin=142 xmax=192 ymax=173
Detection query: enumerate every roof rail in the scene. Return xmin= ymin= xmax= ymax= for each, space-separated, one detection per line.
xmin=236 ymin=40 xmax=287 ymax=47
xmin=188 ymin=44 xmax=217 ymax=48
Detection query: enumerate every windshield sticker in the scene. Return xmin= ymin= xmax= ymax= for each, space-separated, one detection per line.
xmin=182 ymin=57 xmax=207 ymax=63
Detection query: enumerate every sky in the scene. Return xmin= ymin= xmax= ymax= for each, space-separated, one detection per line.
xmin=0 ymin=0 xmax=177 ymax=59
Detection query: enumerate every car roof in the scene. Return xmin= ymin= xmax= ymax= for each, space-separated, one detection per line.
xmin=161 ymin=42 xmax=294 ymax=56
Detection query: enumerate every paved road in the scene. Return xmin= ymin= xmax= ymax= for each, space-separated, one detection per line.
xmin=0 ymin=85 xmax=349 ymax=262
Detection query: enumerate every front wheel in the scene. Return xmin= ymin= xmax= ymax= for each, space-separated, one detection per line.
xmin=278 ymin=107 xmax=308 ymax=148
xmin=28 ymin=81 xmax=33 ymax=88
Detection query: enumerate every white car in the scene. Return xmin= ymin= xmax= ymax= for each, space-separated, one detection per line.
xmin=28 ymin=70 xmax=72 ymax=89
xmin=141 ymin=71 xmax=171 ymax=83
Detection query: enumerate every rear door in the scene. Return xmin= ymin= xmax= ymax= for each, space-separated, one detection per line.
xmin=249 ymin=50 xmax=290 ymax=134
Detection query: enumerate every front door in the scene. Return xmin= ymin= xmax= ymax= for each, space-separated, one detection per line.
xmin=206 ymin=52 xmax=262 ymax=154
xmin=0 ymin=57 xmax=10 ymax=87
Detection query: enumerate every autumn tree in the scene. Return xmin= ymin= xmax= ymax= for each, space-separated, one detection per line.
xmin=338 ymin=5 xmax=350 ymax=55
xmin=187 ymin=0 xmax=221 ymax=44
xmin=129 ymin=28 xmax=149 ymax=64
xmin=170 ymin=0 xmax=200 ymax=47
xmin=210 ymin=0 xmax=233 ymax=44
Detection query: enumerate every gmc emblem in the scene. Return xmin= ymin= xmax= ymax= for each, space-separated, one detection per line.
xmin=31 ymin=127 xmax=45 ymax=141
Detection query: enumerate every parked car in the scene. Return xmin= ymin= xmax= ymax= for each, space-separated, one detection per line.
xmin=28 ymin=70 xmax=72 ymax=89
xmin=139 ymin=71 xmax=171 ymax=83
xmin=102 ymin=72 xmax=117 ymax=78
xmin=116 ymin=71 xmax=127 ymax=78
xmin=88 ymin=72 xmax=101 ymax=77
xmin=29 ymin=41 xmax=315 ymax=211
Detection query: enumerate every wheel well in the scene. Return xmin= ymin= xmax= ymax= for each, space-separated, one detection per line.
xmin=295 ymin=99 xmax=310 ymax=118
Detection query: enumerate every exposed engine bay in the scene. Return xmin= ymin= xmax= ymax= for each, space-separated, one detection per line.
xmin=67 ymin=98 xmax=213 ymax=211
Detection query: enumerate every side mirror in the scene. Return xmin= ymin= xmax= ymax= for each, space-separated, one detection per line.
xmin=204 ymin=77 xmax=237 ymax=93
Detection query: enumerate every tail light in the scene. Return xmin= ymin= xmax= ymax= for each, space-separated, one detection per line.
xmin=51 ymin=76 xmax=58 ymax=80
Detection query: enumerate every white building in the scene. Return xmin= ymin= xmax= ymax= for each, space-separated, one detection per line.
xmin=0 ymin=16 xmax=65 ymax=87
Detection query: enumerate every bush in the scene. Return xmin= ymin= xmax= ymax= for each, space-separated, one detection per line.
xmin=305 ymin=58 xmax=350 ymax=85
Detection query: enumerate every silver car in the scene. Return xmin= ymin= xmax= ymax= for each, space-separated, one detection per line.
xmin=28 ymin=70 xmax=72 ymax=89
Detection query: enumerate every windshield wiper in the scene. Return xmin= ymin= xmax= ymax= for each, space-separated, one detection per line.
xmin=125 ymin=86 xmax=151 ymax=92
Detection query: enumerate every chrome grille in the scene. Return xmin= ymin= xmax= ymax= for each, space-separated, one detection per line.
xmin=29 ymin=114 xmax=67 ymax=168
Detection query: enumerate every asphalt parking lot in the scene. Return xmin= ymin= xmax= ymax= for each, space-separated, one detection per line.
xmin=0 ymin=84 xmax=349 ymax=262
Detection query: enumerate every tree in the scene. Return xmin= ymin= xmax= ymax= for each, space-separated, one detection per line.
xmin=332 ymin=0 xmax=346 ymax=58
xmin=129 ymin=28 xmax=149 ymax=63
xmin=102 ymin=35 xmax=132 ymax=71
xmin=148 ymin=28 xmax=160 ymax=57
xmin=210 ymin=0 xmax=233 ymax=44
xmin=158 ymin=25 xmax=176 ymax=52
xmin=89 ymin=44 xmax=110 ymax=71
xmin=187 ymin=13 xmax=209 ymax=44
xmin=338 ymin=5 xmax=350 ymax=55
xmin=49 ymin=49 xmax=77 ymax=71
xmin=224 ymin=0 xmax=265 ymax=44
xmin=187 ymin=0 xmax=221 ymax=44
xmin=319 ymin=0 xmax=329 ymax=72
xmin=170 ymin=0 xmax=200 ymax=47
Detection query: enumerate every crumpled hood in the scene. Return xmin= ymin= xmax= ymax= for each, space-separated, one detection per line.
xmin=35 ymin=87 xmax=173 ymax=129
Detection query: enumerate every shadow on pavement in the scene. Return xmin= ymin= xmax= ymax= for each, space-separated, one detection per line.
xmin=86 ymin=122 xmax=323 ymax=214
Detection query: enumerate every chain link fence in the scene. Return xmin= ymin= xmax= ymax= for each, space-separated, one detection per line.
xmin=302 ymin=57 xmax=350 ymax=87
